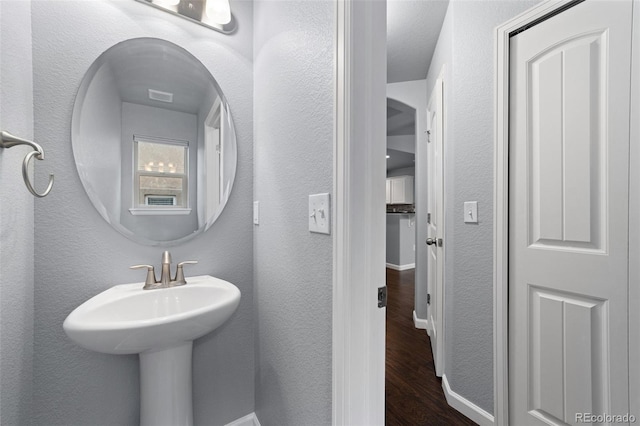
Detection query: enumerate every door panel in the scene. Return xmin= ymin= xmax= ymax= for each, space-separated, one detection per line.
xmin=509 ymin=1 xmax=633 ymax=424
xmin=528 ymin=286 xmax=607 ymax=424
xmin=528 ymin=31 xmax=606 ymax=250
xmin=426 ymin=71 xmax=444 ymax=377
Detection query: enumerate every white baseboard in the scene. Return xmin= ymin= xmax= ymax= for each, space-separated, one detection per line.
xmin=442 ymin=375 xmax=494 ymax=426
xmin=225 ymin=413 xmax=261 ymax=426
xmin=386 ymin=262 xmax=415 ymax=271
xmin=413 ymin=310 xmax=429 ymax=330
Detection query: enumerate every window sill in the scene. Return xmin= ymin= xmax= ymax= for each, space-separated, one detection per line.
xmin=129 ymin=208 xmax=192 ymax=216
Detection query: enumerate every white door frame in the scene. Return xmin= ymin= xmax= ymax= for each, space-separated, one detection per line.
xmin=332 ymin=0 xmax=387 ymax=425
xmin=493 ymin=1 xmax=587 ymax=425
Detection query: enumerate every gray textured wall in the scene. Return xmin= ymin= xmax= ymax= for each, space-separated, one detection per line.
xmin=0 ymin=1 xmax=34 ymax=424
xmin=253 ymin=1 xmax=334 ymax=425
xmin=399 ymin=215 xmax=416 ymax=267
xmin=386 ymin=214 xmax=415 ymax=267
xmin=31 ymin=1 xmax=254 ymax=424
xmin=424 ymin=0 xmax=540 ymax=414
xmin=386 ymin=215 xmax=401 ymax=266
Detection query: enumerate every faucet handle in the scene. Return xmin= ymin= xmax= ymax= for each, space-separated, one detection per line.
xmin=174 ymin=261 xmax=198 ymax=286
xmin=130 ymin=264 xmax=157 ymax=289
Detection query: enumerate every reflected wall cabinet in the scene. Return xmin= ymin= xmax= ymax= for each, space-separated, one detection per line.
xmin=386 ymin=175 xmax=414 ymax=205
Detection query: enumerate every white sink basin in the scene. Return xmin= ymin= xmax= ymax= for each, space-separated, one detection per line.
xmin=63 ymin=275 xmax=241 ymax=426
xmin=63 ymin=275 xmax=240 ymax=354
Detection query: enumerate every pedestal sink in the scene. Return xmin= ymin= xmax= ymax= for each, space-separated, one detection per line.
xmin=63 ymin=275 xmax=241 ymax=426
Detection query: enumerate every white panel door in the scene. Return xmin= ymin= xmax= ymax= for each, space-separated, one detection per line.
xmin=509 ymin=1 xmax=633 ymax=425
xmin=426 ymin=71 xmax=444 ymax=377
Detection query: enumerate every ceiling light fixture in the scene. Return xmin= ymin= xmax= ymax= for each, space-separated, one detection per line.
xmin=152 ymin=0 xmax=180 ymax=7
xmin=206 ymin=0 xmax=231 ymax=25
xmin=136 ymin=0 xmax=236 ymax=34
xmin=386 ymin=155 xmax=390 ymax=159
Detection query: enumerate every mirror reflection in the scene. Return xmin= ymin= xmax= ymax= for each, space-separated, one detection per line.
xmin=72 ymin=38 xmax=237 ymax=245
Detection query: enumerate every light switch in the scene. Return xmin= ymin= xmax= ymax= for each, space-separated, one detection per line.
xmin=309 ymin=193 xmax=331 ymax=234
xmin=253 ymin=201 xmax=260 ymax=225
xmin=464 ymin=201 xmax=478 ymax=223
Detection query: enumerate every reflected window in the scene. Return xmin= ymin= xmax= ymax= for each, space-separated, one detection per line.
xmin=133 ymin=135 xmax=188 ymax=208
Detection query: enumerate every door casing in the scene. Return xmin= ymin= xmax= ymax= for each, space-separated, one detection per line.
xmin=333 ymin=0 xmax=387 ymax=425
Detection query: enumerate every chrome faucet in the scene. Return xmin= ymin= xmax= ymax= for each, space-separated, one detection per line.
xmin=130 ymin=251 xmax=198 ymax=290
xmin=159 ymin=251 xmax=172 ymax=287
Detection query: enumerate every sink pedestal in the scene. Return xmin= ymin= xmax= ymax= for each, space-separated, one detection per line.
xmin=63 ymin=275 xmax=241 ymax=426
xmin=140 ymin=342 xmax=193 ymax=426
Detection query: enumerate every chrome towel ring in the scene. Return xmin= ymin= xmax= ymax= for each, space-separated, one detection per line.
xmin=0 ymin=130 xmax=54 ymax=198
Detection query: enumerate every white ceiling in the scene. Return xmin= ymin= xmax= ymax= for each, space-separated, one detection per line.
xmin=104 ymin=39 xmax=219 ymax=115
xmin=387 ymin=0 xmax=449 ymax=83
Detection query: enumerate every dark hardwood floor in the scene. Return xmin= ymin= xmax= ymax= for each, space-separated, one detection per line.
xmin=385 ymin=268 xmax=477 ymax=426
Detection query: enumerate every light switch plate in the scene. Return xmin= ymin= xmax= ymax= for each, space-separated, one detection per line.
xmin=253 ymin=201 xmax=259 ymax=225
xmin=464 ymin=201 xmax=478 ymax=223
xmin=309 ymin=193 xmax=331 ymax=234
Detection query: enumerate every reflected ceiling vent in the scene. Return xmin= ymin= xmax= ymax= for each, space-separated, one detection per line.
xmin=148 ymin=89 xmax=174 ymax=103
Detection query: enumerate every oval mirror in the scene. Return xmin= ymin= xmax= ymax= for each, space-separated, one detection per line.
xmin=72 ymin=38 xmax=237 ymax=246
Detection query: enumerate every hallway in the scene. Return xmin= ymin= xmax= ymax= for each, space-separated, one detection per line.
xmin=385 ymin=268 xmax=477 ymax=426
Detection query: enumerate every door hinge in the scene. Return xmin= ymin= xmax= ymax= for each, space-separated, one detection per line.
xmin=427 ymin=129 xmax=431 ymax=143
xmin=427 ymin=212 xmax=431 ymax=224
xmin=378 ymin=286 xmax=387 ymax=308
xmin=427 ymin=293 xmax=431 ymax=305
